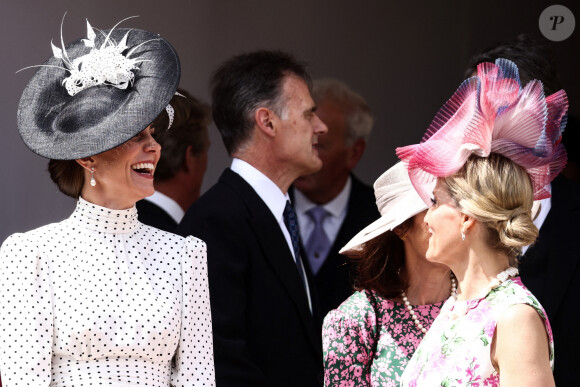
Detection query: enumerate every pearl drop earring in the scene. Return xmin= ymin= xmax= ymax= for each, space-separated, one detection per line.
xmin=461 ymin=231 xmax=465 ymax=241
xmin=90 ymin=167 xmax=96 ymax=187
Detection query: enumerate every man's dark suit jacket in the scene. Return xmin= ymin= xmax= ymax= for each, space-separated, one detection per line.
xmin=136 ymin=199 xmax=178 ymax=233
xmin=291 ymin=174 xmax=380 ymax=324
xmin=519 ymin=175 xmax=580 ymax=386
xmin=176 ymin=168 xmax=323 ymax=387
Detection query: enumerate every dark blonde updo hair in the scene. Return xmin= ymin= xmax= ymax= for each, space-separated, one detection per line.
xmin=48 ymin=110 xmax=169 ymax=198
xmin=442 ymin=153 xmax=538 ymax=264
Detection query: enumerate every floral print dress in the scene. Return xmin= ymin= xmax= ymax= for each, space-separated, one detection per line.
xmin=322 ymin=289 xmax=444 ymax=386
xmin=401 ymin=277 xmax=554 ymax=386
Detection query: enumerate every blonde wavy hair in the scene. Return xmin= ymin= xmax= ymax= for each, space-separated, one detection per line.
xmin=442 ymin=153 xmax=538 ymax=265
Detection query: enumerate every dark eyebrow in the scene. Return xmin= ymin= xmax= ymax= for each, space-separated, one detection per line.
xmin=304 ymin=105 xmax=317 ymax=115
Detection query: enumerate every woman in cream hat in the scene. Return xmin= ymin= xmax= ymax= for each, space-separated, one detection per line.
xmin=0 ymin=17 xmax=215 ymax=386
xmin=322 ymin=161 xmax=455 ymax=385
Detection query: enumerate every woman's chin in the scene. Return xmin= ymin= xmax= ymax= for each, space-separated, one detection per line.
xmin=122 ymin=186 xmax=155 ymax=205
xmin=425 ymin=249 xmax=439 ymax=263
xmin=138 ymin=186 xmax=155 ymax=200
xmin=129 ymin=176 xmax=156 ymax=199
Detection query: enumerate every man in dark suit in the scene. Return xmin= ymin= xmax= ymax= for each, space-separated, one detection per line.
xmin=137 ymin=89 xmax=211 ymax=232
xmin=518 ymin=174 xmax=580 ymax=385
xmin=466 ymin=35 xmax=580 ymax=385
xmin=291 ymin=79 xmax=379 ymax=322
xmin=177 ymin=51 xmax=328 ymax=386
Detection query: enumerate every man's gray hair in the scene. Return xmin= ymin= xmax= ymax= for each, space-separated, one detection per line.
xmin=312 ymin=78 xmax=373 ymax=145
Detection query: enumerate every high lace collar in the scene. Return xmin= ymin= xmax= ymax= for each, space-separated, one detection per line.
xmin=71 ymin=197 xmax=139 ymax=234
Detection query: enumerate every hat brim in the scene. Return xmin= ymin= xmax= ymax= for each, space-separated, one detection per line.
xmin=17 ymin=28 xmax=180 ymax=160
xmin=339 ymin=191 xmax=428 ymax=256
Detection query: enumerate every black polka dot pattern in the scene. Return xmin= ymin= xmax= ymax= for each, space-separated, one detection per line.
xmin=0 ymin=197 xmax=215 ymax=386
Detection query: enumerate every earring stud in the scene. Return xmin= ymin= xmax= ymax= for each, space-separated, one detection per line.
xmin=90 ymin=167 xmax=96 ymax=187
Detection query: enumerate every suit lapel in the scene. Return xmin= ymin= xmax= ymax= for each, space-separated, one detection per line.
xmin=540 ymin=178 xmax=580 ymax=318
xmin=320 ymin=176 xmax=374 ymax=274
xmin=221 ymin=169 xmax=321 ymax=353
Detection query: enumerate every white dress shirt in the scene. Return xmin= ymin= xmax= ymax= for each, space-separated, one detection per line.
xmin=294 ymin=176 xmax=351 ymax=257
xmin=522 ymin=194 xmax=552 ymax=255
xmin=231 ymin=158 xmax=295 ymax=259
xmin=144 ymin=190 xmax=185 ymax=224
xmin=230 ymin=158 xmax=312 ymax=311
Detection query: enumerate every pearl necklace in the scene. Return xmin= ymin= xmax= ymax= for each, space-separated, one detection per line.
xmin=449 ymin=266 xmax=519 ymax=303
xmin=400 ymin=272 xmax=457 ymax=334
xmin=445 ymin=266 xmax=519 ymax=320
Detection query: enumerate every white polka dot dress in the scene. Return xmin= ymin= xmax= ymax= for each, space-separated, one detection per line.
xmin=0 ymin=197 xmax=215 ymax=386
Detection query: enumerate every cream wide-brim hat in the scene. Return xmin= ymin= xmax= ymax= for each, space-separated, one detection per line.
xmin=340 ymin=161 xmax=428 ymax=255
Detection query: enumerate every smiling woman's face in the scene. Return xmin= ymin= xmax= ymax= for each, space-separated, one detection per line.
xmin=424 ymin=179 xmax=465 ymax=265
xmin=401 ymin=210 xmax=430 ymax=261
xmin=80 ymin=126 xmax=161 ymax=209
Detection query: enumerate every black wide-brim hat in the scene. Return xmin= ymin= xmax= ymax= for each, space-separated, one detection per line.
xmin=17 ymin=26 xmax=180 ymax=160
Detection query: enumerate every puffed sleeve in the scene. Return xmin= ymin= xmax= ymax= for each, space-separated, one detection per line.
xmin=0 ymin=233 xmax=53 ymax=386
xmin=171 ymin=236 xmax=216 ymax=387
xmin=322 ymin=291 xmax=377 ymax=387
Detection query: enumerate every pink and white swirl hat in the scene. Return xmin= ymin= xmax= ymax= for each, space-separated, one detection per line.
xmin=396 ymin=58 xmax=568 ymax=204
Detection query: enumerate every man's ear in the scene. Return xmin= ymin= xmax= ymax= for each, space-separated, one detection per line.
xmin=182 ymin=145 xmax=195 ymax=172
xmin=346 ymin=138 xmax=366 ymax=170
xmin=254 ymin=107 xmax=276 ymax=138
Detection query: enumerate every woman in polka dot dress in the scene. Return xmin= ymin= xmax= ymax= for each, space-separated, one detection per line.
xmin=0 ymin=17 xmax=215 ymax=386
